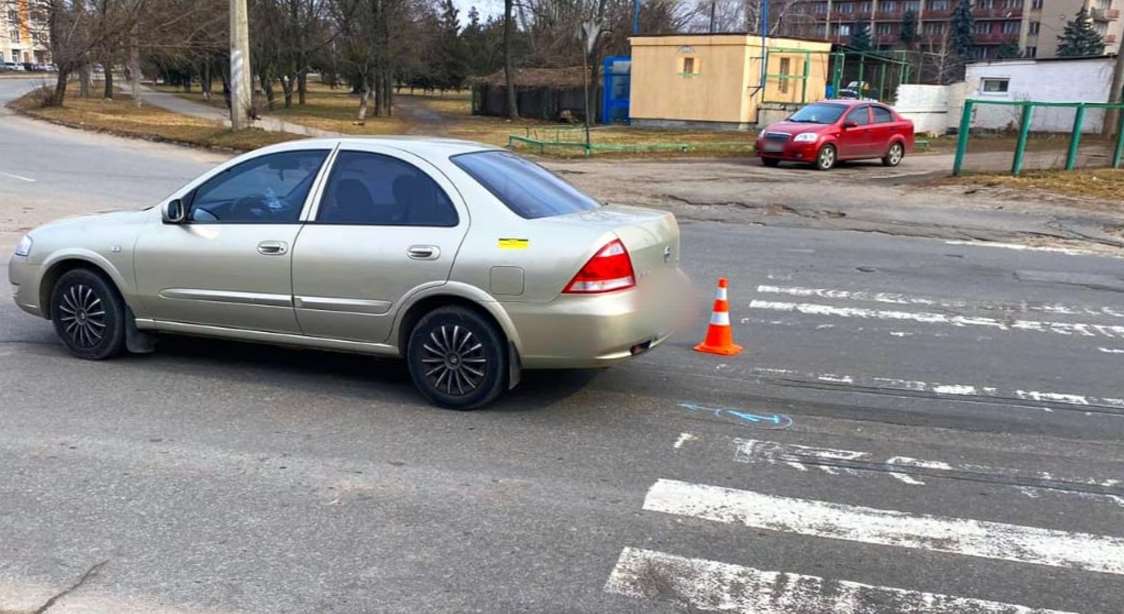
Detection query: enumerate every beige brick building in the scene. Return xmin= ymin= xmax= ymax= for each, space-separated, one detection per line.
xmin=0 ymin=0 xmax=50 ymax=66
xmin=785 ymin=0 xmax=1120 ymax=59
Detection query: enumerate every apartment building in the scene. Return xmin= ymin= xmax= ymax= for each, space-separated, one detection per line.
xmin=0 ymin=0 xmax=50 ymax=66
xmin=786 ymin=0 xmax=1120 ymax=59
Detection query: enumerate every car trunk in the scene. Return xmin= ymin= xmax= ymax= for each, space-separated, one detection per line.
xmin=566 ymin=204 xmax=680 ymax=284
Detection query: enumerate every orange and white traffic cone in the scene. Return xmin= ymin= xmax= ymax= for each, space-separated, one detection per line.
xmin=694 ymin=277 xmax=743 ymax=356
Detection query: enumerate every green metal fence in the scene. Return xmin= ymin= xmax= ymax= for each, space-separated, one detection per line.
xmin=953 ymin=99 xmax=1124 ymax=176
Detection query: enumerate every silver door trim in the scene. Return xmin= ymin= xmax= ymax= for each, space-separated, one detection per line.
xmin=159 ymin=288 xmax=294 ymax=308
xmin=145 ymin=319 xmax=401 ymax=356
xmin=293 ymin=295 xmax=392 ymax=315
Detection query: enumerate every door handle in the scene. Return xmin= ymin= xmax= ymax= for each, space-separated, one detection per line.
xmin=257 ymin=240 xmax=288 ymax=255
xmin=407 ymin=245 xmax=440 ymax=260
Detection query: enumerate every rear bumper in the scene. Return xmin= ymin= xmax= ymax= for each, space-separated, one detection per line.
xmin=503 ymin=268 xmax=690 ymax=369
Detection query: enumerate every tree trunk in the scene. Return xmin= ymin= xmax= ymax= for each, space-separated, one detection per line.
xmin=503 ymin=0 xmax=519 ymax=119
xmin=281 ymin=74 xmax=294 ymax=108
xmin=298 ymin=71 xmax=307 ymax=105
xmin=79 ymin=65 xmax=91 ymax=98
xmin=129 ymin=31 xmax=141 ymax=108
xmin=356 ymin=75 xmax=371 ymax=124
xmin=202 ymin=62 xmax=212 ymax=100
xmin=103 ymin=63 xmax=114 ymax=99
xmin=51 ymin=69 xmax=69 ymax=107
xmin=374 ymin=71 xmax=384 ymax=116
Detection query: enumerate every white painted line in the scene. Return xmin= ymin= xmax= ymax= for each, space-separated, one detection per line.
xmin=755 ymin=285 xmax=1124 ymax=320
xmin=732 ymin=438 xmax=1124 ymax=507
xmin=748 ymin=300 xmax=1124 ymax=340
xmin=0 ymin=170 xmax=36 ymax=183
xmin=644 ymin=479 xmax=1124 ymax=574
xmin=605 ymin=547 xmax=1077 ymax=614
xmin=673 ymin=432 xmax=697 ymax=449
xmin=944 ymin=240 xmax=1106 ymax=258
xmin=743 ymin=365 xmax=1124 ymax=413
xmin=1099 ymin=347 xmax=1124 ymax=354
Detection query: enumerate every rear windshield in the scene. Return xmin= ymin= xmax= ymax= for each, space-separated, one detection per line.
xmin=452 ymin=150 xmax=601 ymax=219
xmin=788 ymin=103 xmax=847 ymax=124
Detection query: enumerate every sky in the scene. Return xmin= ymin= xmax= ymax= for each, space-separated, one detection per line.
xmin=453 ymin=0 xmax=502 ymax=22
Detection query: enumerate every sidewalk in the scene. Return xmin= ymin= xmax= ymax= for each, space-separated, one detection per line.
xmin=128 ymin=83 xmax=341 ymax=138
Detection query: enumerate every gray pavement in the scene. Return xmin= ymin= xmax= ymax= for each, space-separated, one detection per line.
xmin=2 ymin=78 xmax=1123 ymax=614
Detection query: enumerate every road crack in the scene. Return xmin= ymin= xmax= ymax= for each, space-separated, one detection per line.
xmin=33 ymin=560 xmax=107 ymax=614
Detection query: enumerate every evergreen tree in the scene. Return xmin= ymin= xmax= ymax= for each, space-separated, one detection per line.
xmin=995 ymin=42 xmax=1021 ymax=59
xmin=1057 ymin=6 xmax=1105 ymax=57
xmin=437 ymin=0 xmax=468 ymax=90
xmin=850 ymin=22 xmax=872 ymax=51
xmin=899 ymin=9 xmax=919 ymax=47
xmin=949 ymin=0 xmax=975 ymax=60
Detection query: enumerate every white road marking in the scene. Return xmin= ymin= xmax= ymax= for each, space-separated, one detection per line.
xmin=748 ymin=300 xmax=1124 ymax=339
xmin=0 ymin=170 xmax=36 ymax=183
xmin=673 ymin=432 xmax=697 ymax=449
xmin=740 ymin=365 xmax=1124 ymax=413
xmin=732 ymin=438 xmax=1124 ymax=506
xmin=605 ymin=547 xmax=1077 ymax=614
xmin=1099 ymin=347 xmax=1124 ymax=354
xmin=944 ymin=239 xmax=1106 ymax=258
xmin=756 ymin=284 xmax=1124 ymax=320
xmin=644 ymin=479 xmax=1124 ymax=574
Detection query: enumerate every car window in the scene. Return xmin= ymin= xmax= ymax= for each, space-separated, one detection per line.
xmin=316 ymin=151 xmax=459 ymax=227
xmin=451 ymin=150 xmax=601 ymax=219
xmin=871 ymin=106 xmax=894 ymax=123
xmin=788 ymin=103 xmax=847 ymax=124
xmin=189 ymin=150 xmax=328 ymax=223
xmin=845 ymin=106 xmax=871 ymax=126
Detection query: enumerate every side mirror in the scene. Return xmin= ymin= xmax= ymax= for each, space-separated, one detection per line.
xmin=163 ymin=198 xmax=187 ymax=224
xmin=842 ymin=121 xmax=859 ymax=129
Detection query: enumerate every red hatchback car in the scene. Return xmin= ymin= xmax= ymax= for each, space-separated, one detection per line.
xmin=756 ymin=100 xmax=914 ymax=170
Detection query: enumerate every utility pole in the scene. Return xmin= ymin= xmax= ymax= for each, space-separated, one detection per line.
xmin=230 ymin=0 xmax=253 ymax=130
xmin=1104 ymin=34 xmax=1124 ymax=138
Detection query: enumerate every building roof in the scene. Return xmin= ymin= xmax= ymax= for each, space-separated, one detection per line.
xmin=472 ymin=67 xmax=586 ymax=89
xmin=628 ymin=32 xmax=832 ymax=46
xmin=967 ymin=53 xmax=1116 ymax=66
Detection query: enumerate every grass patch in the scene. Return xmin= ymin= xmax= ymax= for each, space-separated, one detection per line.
xmin=958 ymin=168 xmax=1124 ymax=202
xmin=9 ymin=84 xmax=298 ymax=151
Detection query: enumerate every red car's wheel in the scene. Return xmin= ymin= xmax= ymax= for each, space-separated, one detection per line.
xmin=883 ymin=142 xmax=905 ymax=167
xmin=762 ymin=158 xmax=780 ymax=167
xmin=815 ymin=144 xmax=836 ymax=171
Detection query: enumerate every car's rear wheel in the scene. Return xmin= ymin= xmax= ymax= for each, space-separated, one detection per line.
xmin=407 ymin=306 xmax=507 ymax=410
xmin=815 ymin=144 xmax=837 ymax=171
xmin=50 ymin=269 xmax=126 ymax=360
xmin=762 ymin=158 xmax=780 ymax=167
xmin=883 ymin=142 xmax=905 ymax=167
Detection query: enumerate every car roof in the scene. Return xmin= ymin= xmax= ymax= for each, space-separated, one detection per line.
xmin=256 ymin=136 xmax=497 ymax=159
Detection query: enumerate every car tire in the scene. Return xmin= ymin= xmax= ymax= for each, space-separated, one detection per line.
xmin=407 ymin=306 xmax=507 ymax=410
xmin=883 ymin=142 xmax=905 ymax=167
xmin=815 ymin=144 xmax=837 ymax=171
xmin=762 ymin=158 xmax=780 ymax=167
xmin=50 ymin=268 xmax=126 ymax=360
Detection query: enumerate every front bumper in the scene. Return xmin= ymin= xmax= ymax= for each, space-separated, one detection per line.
xmin=756 ymin=138 xmax=821 ymax=162
xmin=502 ymin=268 xmax=691 ymax=369
xmin=8 ymin=255 xmax=43 ymax=317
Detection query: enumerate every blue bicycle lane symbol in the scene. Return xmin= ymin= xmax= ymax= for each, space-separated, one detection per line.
xmin=677 ymin=401 xmax=793 ymax=430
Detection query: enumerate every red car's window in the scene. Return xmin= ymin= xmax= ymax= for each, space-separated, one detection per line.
xmin=871 ymin=106 xmax=894 ymax=123
xmin=845 ymin=106 xmax=871 ymax=126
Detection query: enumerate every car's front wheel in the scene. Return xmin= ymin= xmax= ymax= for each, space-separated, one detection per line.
xmin=762 ymin=158 xmax=780 ymax=167
xmin=50 ymin=268 xmax=126 ymax=360
xmin=815 ymin=144 xmax=837 ymax=170
xmin=883 ymin=142 xmax=905 ymax=167
xmin=407 ymin=306 xmax=507 ymax=410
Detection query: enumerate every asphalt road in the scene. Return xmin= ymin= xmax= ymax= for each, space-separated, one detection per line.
xmin=2 ymin=79 xmax=1123 ymax=614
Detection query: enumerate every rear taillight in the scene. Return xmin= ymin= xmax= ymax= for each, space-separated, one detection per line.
xmin=563 ymin=238 xmax=636 ymax=294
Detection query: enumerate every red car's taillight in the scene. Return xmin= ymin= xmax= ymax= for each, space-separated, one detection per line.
xmin=563 ymin=239 xmax=636 ymax=294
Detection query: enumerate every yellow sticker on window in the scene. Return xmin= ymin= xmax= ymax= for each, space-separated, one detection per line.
xmin=498 ymin=238 xmax=529 ymax=250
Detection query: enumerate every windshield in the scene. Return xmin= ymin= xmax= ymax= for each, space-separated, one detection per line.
xmin=787 ymin=103 xmax=848 ymax=124
xmin=452 ymin=151 xmax=601 ymax=219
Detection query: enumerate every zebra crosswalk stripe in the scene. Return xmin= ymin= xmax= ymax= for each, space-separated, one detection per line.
xmin=643 ymin=479 xmax=1124 ymax=575
xmin=605 ymin=547 xmax=1078 ymax=614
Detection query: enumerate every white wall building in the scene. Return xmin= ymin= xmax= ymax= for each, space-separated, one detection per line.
xmin=965 ymin=55 xmax=1116 ymax=132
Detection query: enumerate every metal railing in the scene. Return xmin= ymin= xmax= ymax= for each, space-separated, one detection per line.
xmin=952 ymin=98 xmax=1124 ymax=176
